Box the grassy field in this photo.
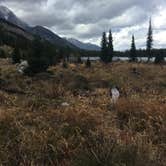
[0,59,166,166]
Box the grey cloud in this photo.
[0,0,166,50]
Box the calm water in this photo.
[81,57,166,62]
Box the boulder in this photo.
[17,60,29,74]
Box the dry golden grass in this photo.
[0,59,165,165]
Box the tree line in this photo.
[0,24,83,74]
[101,19,165,63]
[0,18,165,76]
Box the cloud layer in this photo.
[1,0,166,50]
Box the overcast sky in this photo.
[1,0,166,50]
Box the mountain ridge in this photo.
[65,38,100,51]
[29,25,77,49]
[0,18,34,41]
[0,5,100,51]
[0,5,77,49]
[0,6,28,30]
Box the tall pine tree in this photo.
[101,32,108,63]
[146,18,153,62]
[26,38,50,74]
[12,47,21,64]
[130,35,137,62]
[108,29,114,62]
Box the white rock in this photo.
[17,60,29,74]
[61,102,70,107]
[18,69,24,74]
[111,87,120,103]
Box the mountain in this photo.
[30,26,77,49]
[0,19,33,41]
[0,6,77,49]
[65,38,100,51]
[0,6,28,30]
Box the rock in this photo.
[111,87,120,103]
[61,102,70,107]
[17,60,29,74]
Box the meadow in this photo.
[0,59,165,166]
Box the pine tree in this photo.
[86,57,91,68]
[62,59,68,68]
[0,25,3,46]
[0,49,6,58]
[26,38,50,74]
[101,32,108,63]
[130,35,137,62]
[155,54,164,64]
[12,47,21,64]
[77,55,82,64]
[155,50,164,64]
[108,29,114,62]
[146,18,153,62]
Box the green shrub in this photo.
[68,75,92,93]
[0,49,6,58]
[155,54,164,64]
[85,57,91,68]
[62,60,68,68]
[26,38,50,75]
[12,47,21,64]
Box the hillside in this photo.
[0,19,33,41]
[0,59,165,165]
[0,6,28,30]
[65,38,101,51]
[0,6,78,49]
[30,26,77,49]
[0,18,77,65]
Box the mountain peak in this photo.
[0,6,11,13]
[0,5,10,11]
[65,38,100,51]
[0,6,79,49]
[0,5,12,20]
[0,5,28,29]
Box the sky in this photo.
[0,0,166,50]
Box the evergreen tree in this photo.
[62,59,68,68]
[101,32,108,63]
[66,46,71,62]
[108,29,114,62]
[146,18,153,62]
[86,57,91,68]
[155,54,164,64]
[0,25,3,46]
[130,35,137,62]
[77,56,82,64]
[0,49,6,58]
[12,47,21,64]
[155,51,164,64]
[26,38,50,74]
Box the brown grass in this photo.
[0,60,165,165]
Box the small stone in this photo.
[61,102,70,107]
[111,87,120,104]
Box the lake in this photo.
[81,57,166,62]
